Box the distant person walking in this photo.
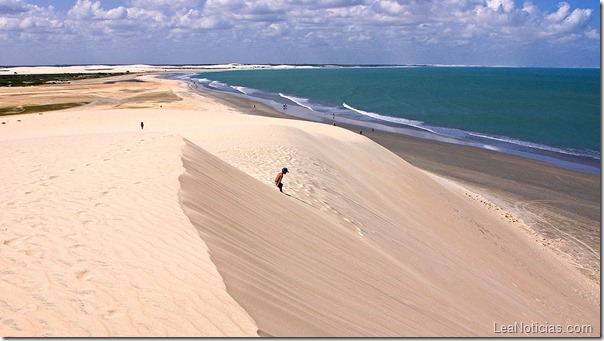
[274,167,289,193]
[141,121,144,130]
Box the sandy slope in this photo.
[0,74,599,336]
[0,129,257,336]
[179,115,599,336]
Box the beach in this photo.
[0,68,599,337]
[198,78,601,284]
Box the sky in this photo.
[0,0,600,67]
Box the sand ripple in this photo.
[0,133,257,336]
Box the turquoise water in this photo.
[190,67,601,170]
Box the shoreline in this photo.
[187,80,601,284]
[179,72,600,175]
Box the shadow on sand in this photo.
[284,193,311,206]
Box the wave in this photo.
[208,80,228,89]
[342,102,430,132]
[176,74,195,80]
[342,102,600,160]
[468,132,600,160]
[232,86,251,95]
[279,93,316,111]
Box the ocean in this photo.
[187,66,600,173]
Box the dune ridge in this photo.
[178,121,599,336]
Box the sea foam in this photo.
[342,102,429,132]
[468,133,600,160]
[280,93,316,111]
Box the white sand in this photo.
[0,63,298,76]
[0,71,599,336]
[0,120,257,335]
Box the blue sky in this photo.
[0,0,600,67]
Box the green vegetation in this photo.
[0,72,128,87]
[0,102,90,116]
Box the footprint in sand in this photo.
[1,319,20,332]
[25,248,44,258]
[75,269,93,280]
[4,236,27,246]
[4,236,29,246]
[104,309,119,318]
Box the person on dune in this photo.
[274,167,289,193]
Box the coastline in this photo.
[0,70,599,336]
[189,80,601,284]
[182,69,600,175]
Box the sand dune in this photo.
[0,74,599,336]
[0,130,257,336]
[0,64,197,75]
[179,116,599,336]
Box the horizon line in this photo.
[0,63,600,69]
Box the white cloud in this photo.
[261,22,289,37]
[540,4,593,40]
[0,0,599,66]
[521,1,537,15]
[203,0,286,24]
[127,0,201,12]
[299,0,368,10]
[0,0,42,14]
[585,28,598,40]
[67,0,128,20]
[545,2,571,23]
[486,0,514,13]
